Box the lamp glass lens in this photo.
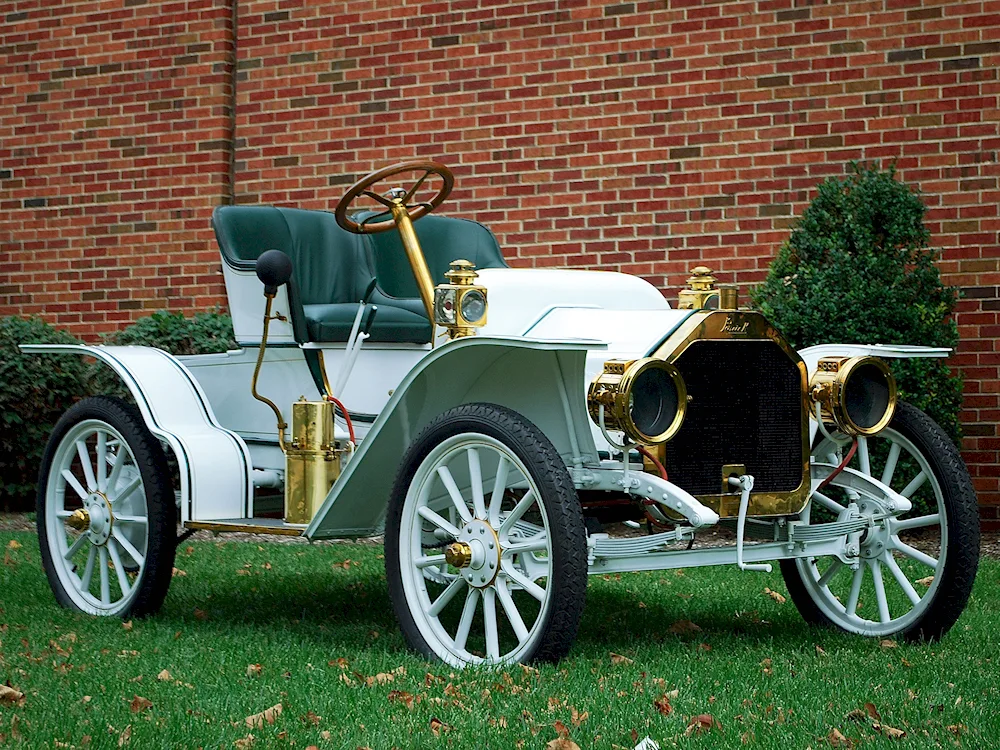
[460,289,487,324]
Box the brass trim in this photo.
[251,294,288,452]
[433,259,489,339]
[444,541,472,568]
[67,508,90,531]
[183,520,304,537]
[284,399,342,526]
[678,266,719,309]
[391,202,436,322]
[808,355,897,436]
[651,310,812,518]
[721,464,747,494]
[587,357,688,445]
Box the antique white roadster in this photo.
[24,161,980,667]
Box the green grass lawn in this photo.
[0,529,997,749]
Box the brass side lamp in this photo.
[433,259,488,339]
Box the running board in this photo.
[184,519,305,537]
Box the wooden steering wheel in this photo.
[335,160,454,234]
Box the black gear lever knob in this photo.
[255,249,293,296]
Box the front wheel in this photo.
[37,396,176,618]
[385,403,588,667]
[781,401,980,641]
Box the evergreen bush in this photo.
[103,309,236,355]
[0,317,88,511]
[751,162,963,444]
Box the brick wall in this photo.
[0,0,235,336]
[2,0,999,514]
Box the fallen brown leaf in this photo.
[610,652,634,665]
[686,714,720,735]
[883,725,906,739]
[193,608,207,620]
[764,587,786,604]
[653,693,672,716]
[879,639,897,649]
[171,568,186,578]
[845,709,867,722]
[916,575,934,586]
[0,684,25,706]
[429,717,451,737]
[570,707,588,727]
[233,734,254,749]
[827,727,852,747]
[156,669,172,682]
[129,695,152,714]
[545,740,581,750]
[864,702,881,721]
[669,619,702,635]
[946,724,965,736]
[6,540,21,550]
[245,703,282,728]
[246,663,262,678]
[117,725,132,747]
[388,690,416,709]
[122,620,133,631]
[553,719,570,738]
[815,645,827,656]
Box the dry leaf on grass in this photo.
[668,620,702,635]
[301,710,321,726]
[916,575,934,586]
[329,658,349,669]
[246,664,262,678]
[879,639,897,649]
[545,740,581,750]
[685,714,720,735]
[0,684,25,706]
[827,727,852,747]
[388,690,416,709]
[122,620,133,631]
[653,694,672,716]
[233,734,254,749]
[610,652,634,665]
[364,666,406,686]
[171,568,186,578]
[129,695,152,714]
[245,703,282,729]
[429,717,452,737]
[193,608,208,621]
[570,707,588,727]
[863,702,881,721]
[763,587,786,604]
[156,670,172,682]
[117,725,132,747]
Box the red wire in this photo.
[636,445,672,528]
[325,394,356,445]
[816,439,858,491]
[636,445,668,481]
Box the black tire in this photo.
[37,396,176,618]
[781,401,980,641]
[385,403,588,665]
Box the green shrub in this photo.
[102,309,236,355]
[751,162,963,444]
[0,317,88,511]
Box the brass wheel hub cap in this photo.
[72,492,113,546]
[450,519,500,588]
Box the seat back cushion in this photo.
[213,205,373,306]
[362,214,508,300]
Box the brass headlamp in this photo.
[809,355,897,436]
[588,358,688,445]
[433,259,488,339]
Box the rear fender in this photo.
[19,344,252,523]
[306,336,604,539]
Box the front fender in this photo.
[306,336,605,539]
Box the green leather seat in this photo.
[212,206,506,345]
[359,212,508,299]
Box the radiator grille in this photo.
[664,339,803,495]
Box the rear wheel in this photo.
[37,396,176,618]
[781,402,979,641]
[385,403,588,667]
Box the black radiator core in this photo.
[664,339,803,495]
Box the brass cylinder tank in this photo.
[284,399,342,526]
